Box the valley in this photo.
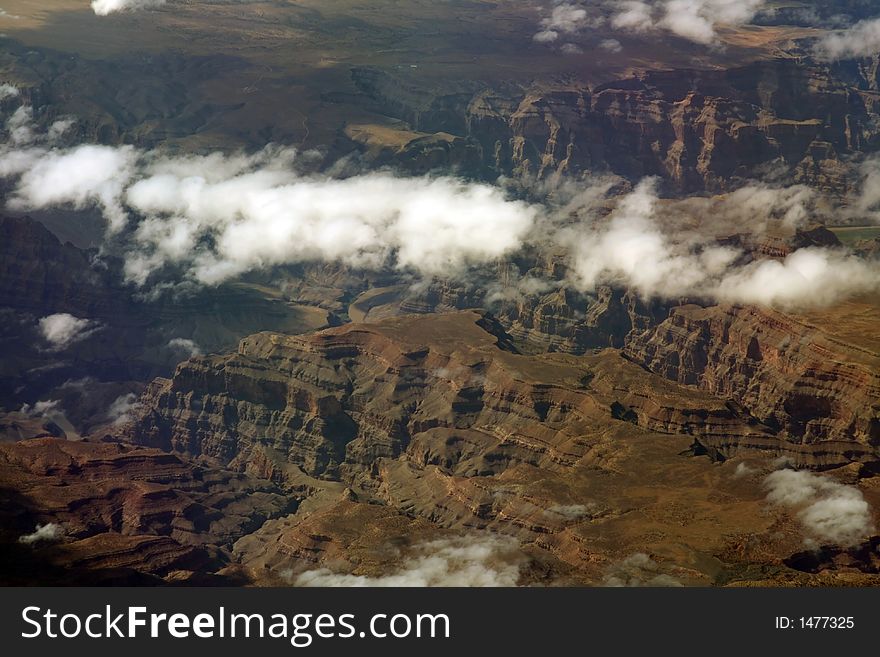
[0,0,878,587]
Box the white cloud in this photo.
[47,118,75,142]
[715,247,880,309]
[718,183,814,232]
[852,156,880,219]
[544,503,596,520]
[38,314,101,350]
[59,377,98,391]
[568,180,737,298]
[168,337,202,357]
[603,553,683,587]
[106,393,141,426]
[294,535,524,587]
[0,142,536,286]
[660,0,765,45]
[560,43,585,55]
[600,38,623,53]
[6,145,136,232]
[6,105,35,145]
[543,3,591,34]
[19,399,62,418]
[534,2,604,44]
[533,30,560,44]
[0,83,19,101]
[429,365,486,387]
[814,18,880,61]
[2,120,876,311]
[19,523,64,545]
[2,104,75,149]
[566,179,880,307]
[610,0,767,45]
[611,1,654,33]
[91,0,166,16]
[485,275,556,305]
[764,469,874,547]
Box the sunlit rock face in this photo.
[358,59,880,192]
[1,0,880,588]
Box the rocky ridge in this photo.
[624,302,880,457]
[0,437,293,583]
[353,57,880,192]
[119,311,880,585]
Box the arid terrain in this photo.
[1,0,879,586]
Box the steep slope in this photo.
[126,311,880,585]
[129,311,771,482]
[0,437,293,584]
[624,301,880,456]
[357,57,880,190]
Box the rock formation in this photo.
[624,301,880,460]
[0,437,292,583]
[354,58,880,191]
[117,311,880,585]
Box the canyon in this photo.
[353,57,880,193]
[0,1,879,587]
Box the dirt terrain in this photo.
[0,1,878,586]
